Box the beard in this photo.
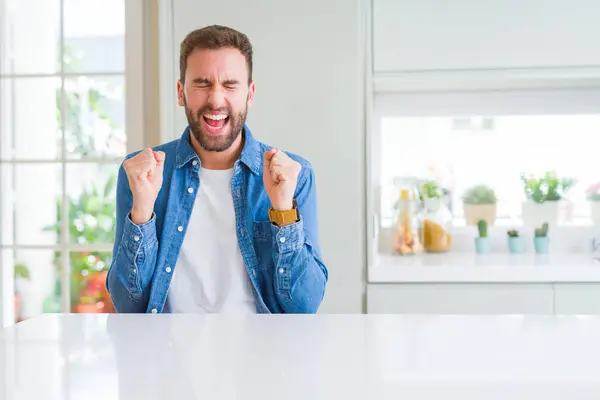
[184,98,248,152]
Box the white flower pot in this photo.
[521,201,559,229]
[463,204,497,226]
[590,202,600,225]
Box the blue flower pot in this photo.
[474,237,491,254]
[508,237,526,254]
[534,236,550,254]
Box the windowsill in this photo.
[369,253,600,283]
[380,217,596,229]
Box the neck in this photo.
[190,132,244,170]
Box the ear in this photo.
[246,81,256,107]
[177,80,185,107]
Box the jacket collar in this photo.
[175,124,261,175]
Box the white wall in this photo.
[159,0,367,313]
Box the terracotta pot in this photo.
[74,302,105,313]
[463,204,497,226]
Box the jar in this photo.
[420,197,453,253]
[392,188,423,255]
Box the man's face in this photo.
[177,47,255,152]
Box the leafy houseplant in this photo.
[507,229,526,254]
[420,180,443,200]
[474,219,491,254]
[533,222,550,254]
[462,184,498,226]
[44,174,117,312]
[520,171,575,228]
[40,45,120,315]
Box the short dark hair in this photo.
[179,25,253,84]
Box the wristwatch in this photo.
[268,201,299,227]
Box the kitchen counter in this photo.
[2,313,600,399]
[369,253,600,283]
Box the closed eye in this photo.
[223,80,239,90]
[192,77,211,88]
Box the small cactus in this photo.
[507,229,519,238]
[534,222,549,237]
[477,219,488,238]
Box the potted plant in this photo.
[14,263,30,322]
[462,184,497,226]
[534,222,550,254]
[586,183,600,225]
[474,219,491,254]
[507,229,526,254]
[74,279,106,313]
[44,174,117,312]
[520,171,575,228]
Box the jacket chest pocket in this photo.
[253,221,273,242]
[252,221,274,270]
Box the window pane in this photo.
[0,78,61,160]
[63,0,124,73]
[64,76,126,159]
[378,114,600,227]
[0,164,62,246]
[4,249,63,323]
[70,251,114,313]
[66,163,118,245]
[0,0,60,75]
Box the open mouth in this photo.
[202,113,230,134]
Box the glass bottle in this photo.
[392,187,423,255]
[420,197,453,253]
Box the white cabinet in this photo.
[368,283,600,314]
[554,284,600,314]
[367,283,554,314]
[373,0,600,73]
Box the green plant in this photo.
[507,229,520,238]
[44,175,116,305]
[520,171,575,203]
[420,180,442,200]
[14,263,30,280]
[44,47,119,308]
[534,222,549,237]
[462,184,497,205]
[477,219,488,238]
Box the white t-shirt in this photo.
[167,167,256,314]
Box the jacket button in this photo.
[151,308,157,314]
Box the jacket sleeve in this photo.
[270,162,328,313]
[106,163,159,313]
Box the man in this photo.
[106,25,327,314]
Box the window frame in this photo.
[367,70,600,267]
[0,0,145,327]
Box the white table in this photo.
[2,313,600,399]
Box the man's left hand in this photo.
[263,148,302,211]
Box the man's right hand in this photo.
[123,148,166,225]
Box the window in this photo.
[372,88,600,254]
[1,0,140,324]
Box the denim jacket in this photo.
[106,125,328,314]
